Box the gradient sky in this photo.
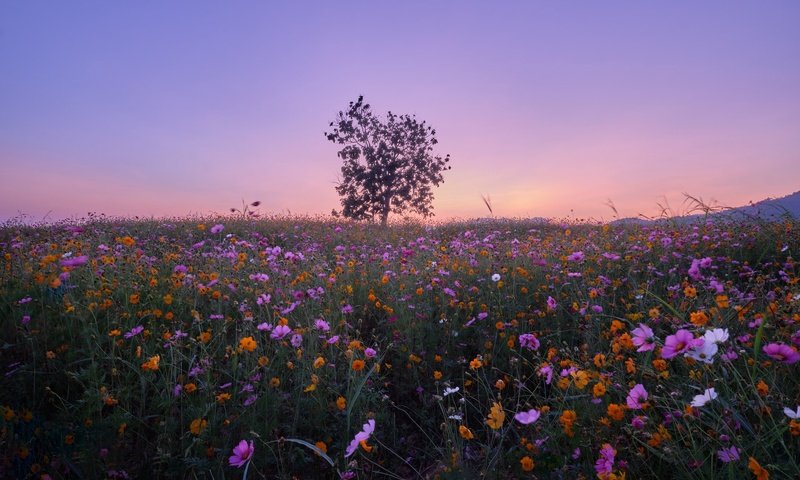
[2,1,799,223]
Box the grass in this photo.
[1,214,799,479]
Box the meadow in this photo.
[1,215,798,479]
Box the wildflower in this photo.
[314,319,330,331]
[559,410,577,437]
[239,337,256,352]
[345,419,375,458]
[783,406,800,419]
[546,296,557,311]
[594,443,615,478]
[631,324,655,352]
[210,224,224,234]
[459,425,474,440]
[124,325,144,339]
[352,360,365,371]
[364,347,377,359]
[762,343,800,364]
[469,357,483,370]
[486,402,505,429]
[271,324,291,340]
[141,355,160,371]
[514,409,540,425]
[520,455,535,472]
[626,384,648,410]
[190,418,207,436]
[690,387,718,407]
[717,446,740,463]
[662,329,703,359]
[748,457,769,480]
[443,386,460,397]
[491,273,501,282]
[607,403,625,421]
[228,439,254,467]
[519,333,540,351]
[313,356,326,369]
[290,333,303,348]
[336,396,346,411]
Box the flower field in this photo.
[1,216,799,479]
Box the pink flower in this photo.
[631,324,655,352]
[270,324,291,340]
[228,439,254,467]
[594,443,615,476]
[364,347,377,359]
[546,296,557,311]
[210,224,224,234]
[345,419,375,458]
[514,409,541,425]
[762,343,800,364]
[662,329,703,359]
[59,255,89,267]
[519,333,540,351]
[626,384,648,409]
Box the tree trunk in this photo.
[380,195,391,226]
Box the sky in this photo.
[1,1,799,223]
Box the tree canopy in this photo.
[325,96,451,225]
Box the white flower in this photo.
[704,328,729,345]
[784,406,800,419]
[491,274,501,282]
[448,414,463,421]
[443,387,460,397]
[690,388,718,407]
[685,340,719,364]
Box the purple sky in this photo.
[2,1,799,223]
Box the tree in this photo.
[325,96,451,225]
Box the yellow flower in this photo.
[239,336,257,352]
[486,402,505,430]
[458,425,474,440]
[190,418,207,435]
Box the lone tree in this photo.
[325,96,451,225]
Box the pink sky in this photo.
[2,2,799,223]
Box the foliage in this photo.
[325,96,451,225]
[1,215,799,479]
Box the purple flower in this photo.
[270,324,291,340]
[626,384,649,410]
[314,319,331,332]
[631,324,655,352]
[124,325,144,339]
[290,333,303,348]
[341,304,353,314]
[567,251,585,262]
[762,343,800,364]
[519,333,540,351]
[228,439,254,467]
[21,315,31,325]
[717,446,740,463]
[364,347,377,359]
[546,296,557,311]
[60,255,89,267]
[662,329,703,359]
[210,224,224,234]
[514,409,541,425]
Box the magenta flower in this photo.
[631,324,655,352]
[228,439,254,467]
[59,255,89,267]
[717,446,740,463]
[519,333,540,351]
[364,347,377,359]
[762,343,800,364]
[270,324,291,340]
[662,329,703,359]
[626,384,649,409]
[546,296,557,311]
[210,224,224,234]
[594,443,616,477]
[514,408,541,425]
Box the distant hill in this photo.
[612,190,800,225]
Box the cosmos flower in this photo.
[210,224,224,234]
[691,388,718,407]
[491,273,501,282]
[519,333,540,351]
[344,419,375,458]
[270,324,291,340]
[228,439,254,467]
[631,324,655,352]
[717,446,740,463]
[662,329,703,359]
[594,443,615,477]
[783,406,800,419]
[626,384,648,410]
[762,343,800,364]
[514,409,540,425]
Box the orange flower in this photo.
[313,356,326,369]
[183,383,197,394]
[593,382,607,398]
[336,396,347,411]
[469,357,483,370]
[607,403,625,421]
[190,418,207,435]
[520,455,534,472]
[459,425,474,440]
[433,370,442,380]
[486,402,505,430]
[352,359,365,371]
[559,410,577,437]
[239,336,257,352]
[756,379,769,397]
[141,355,160,371]
[748,457,769,480]
[690,311,709,326]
